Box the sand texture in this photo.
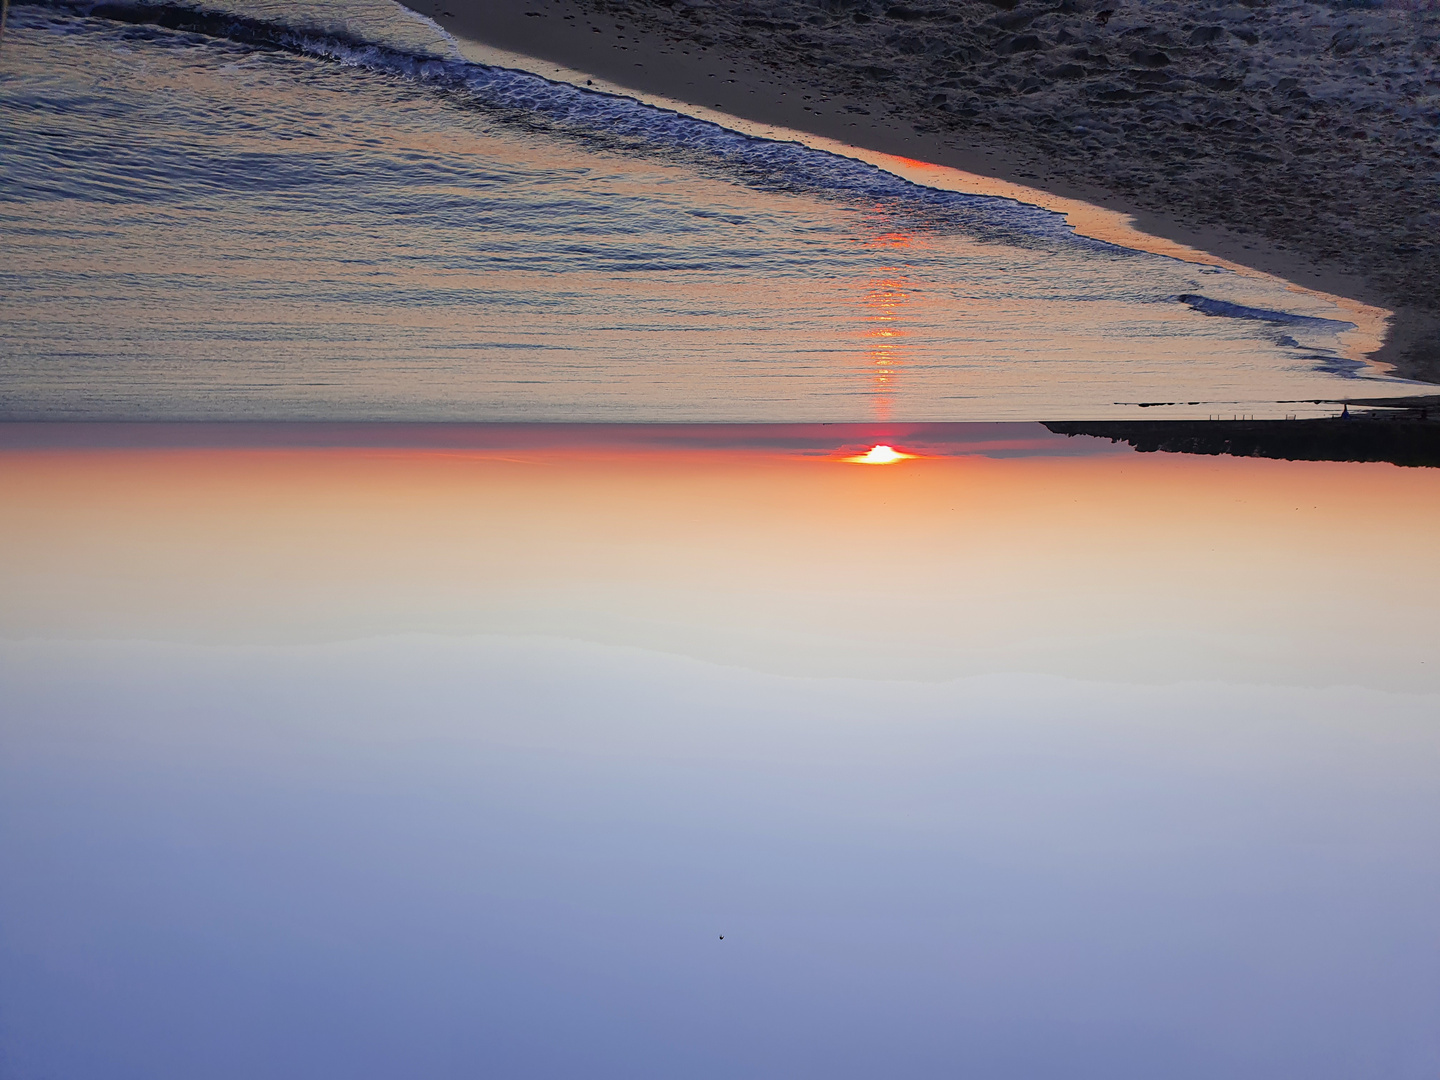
[425,0,1440,381]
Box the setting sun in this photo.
[845,444,914,465]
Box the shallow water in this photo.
[1,0,1430,420]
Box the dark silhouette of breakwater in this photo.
[1046,405,1440,469]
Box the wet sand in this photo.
[415,0,1440,383]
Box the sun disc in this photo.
[845,444,913,464]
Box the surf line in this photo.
[420,11,1391,371]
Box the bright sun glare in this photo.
[846,444,913,465]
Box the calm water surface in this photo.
[2,0,1432,419]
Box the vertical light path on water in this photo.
[0,0,1431,420]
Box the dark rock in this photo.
[1331,28,1367,54]
[998,33,1044,52]
[1129,48,1170,66]
[988,10,1036,29]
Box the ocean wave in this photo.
[1176,294,1357,331]
[4,0,1396,408]
[18,0,1118,251]
[1176,294,1363,377]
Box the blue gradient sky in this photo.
[2,428,1438,1077]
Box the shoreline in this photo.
[411,0,1440,384]
[436,28,1396,374]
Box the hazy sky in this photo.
[3,430,1438,1077]
[4,635,1437,1079]
[3,427,1437,690]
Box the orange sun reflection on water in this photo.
[860,226,916,422]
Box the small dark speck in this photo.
[719,935,724,939]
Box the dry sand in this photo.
[415,0,1440,382]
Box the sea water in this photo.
[1,0,1430,420]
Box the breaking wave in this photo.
[19,0,1118,250]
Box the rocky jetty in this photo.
[1047,405,1440,467]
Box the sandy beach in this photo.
[416,0,1440,382]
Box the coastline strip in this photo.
[434,25,1394,371]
